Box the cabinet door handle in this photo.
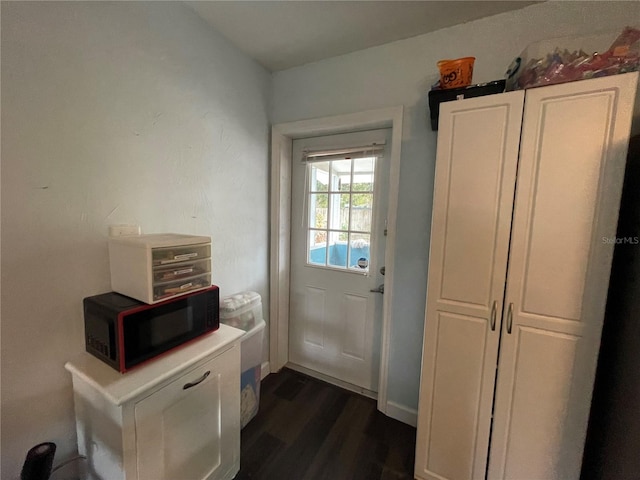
[490,301,497,331]
[507,303,514,334]
[183,370,211,390]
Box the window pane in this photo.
[351,194,372,232]
[309,194,327,229]
[340,193,351,230]
[328,231,348,268]
[353,157,375,191]
[349,233,370,270]
[331,160,351,192]
[329,193,350,231]
[310,162,329,192]
[308,229,326,266]
[338,173,352,192]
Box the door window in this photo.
[307,156,376,272]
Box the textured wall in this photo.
[1,2,271,478]
[272,1,640,411]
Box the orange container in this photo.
[437,57,475,89]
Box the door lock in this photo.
[370,284,384,294]
[380,266,385,276]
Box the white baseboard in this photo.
[286,363,378,400]
[260,361,270,380]
[261,361,417,427]
[385,400,418,427]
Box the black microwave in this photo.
[83,286,219,373]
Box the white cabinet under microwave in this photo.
[65,324,243,480]
[109,233,212,304]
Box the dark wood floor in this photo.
[235,368,416,480]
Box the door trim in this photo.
[270,106,403,416]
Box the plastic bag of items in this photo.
[506,26,640,91]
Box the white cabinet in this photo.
[415,73,638,480]
[65,324,244,480]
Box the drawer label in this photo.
[173,268,194,276]
[174,253,198,260]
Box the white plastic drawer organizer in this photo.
[109,233,212,304]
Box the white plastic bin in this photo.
[238,319,265,428]
[220,291,262,330]
[220,291,265,428]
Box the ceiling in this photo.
[186,1,540,72]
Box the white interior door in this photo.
[488,74,637,480]
[289,129,391,391]
[414,92,524,480]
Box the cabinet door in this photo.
[135,345,240,480]
[488,73,638,480]
[415,91,525,480]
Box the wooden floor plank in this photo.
[261,388,350,479]
[268,381,335,444]
[234,432,285,480]
[302,394,375,480]
[236,368,416,480]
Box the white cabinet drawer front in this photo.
[152,273,212,302]
[152,243,212,266]
[152,258,212,284]
[134,346,240,480]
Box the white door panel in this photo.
[496,326,579,480]
[425,311,491,480]
[290,129,391,391]
[415,91,525,480]
[341,292,369,360]
[301,285,327,347]
[518,93,615,321]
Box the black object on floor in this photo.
[20,442,56,480]
[236,368,416,480]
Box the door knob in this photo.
[370,284,384,294]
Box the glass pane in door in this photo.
[305,156,377,273]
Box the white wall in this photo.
[1,2,271,478]
[272,1,640,412]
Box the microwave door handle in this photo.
[183,370,211,390]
